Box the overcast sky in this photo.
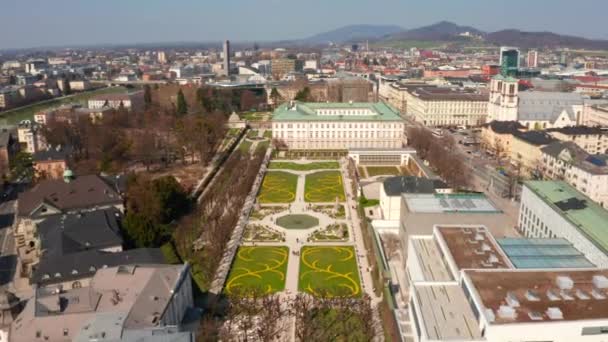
[1,0,607,49]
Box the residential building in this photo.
[480,121,526,158]
[271,58,296,79]
[68,80,91,91]
[10,263,194,342]
[406,87,488,127]
[17,123,45,153]
[540,142,608,208]
[33,146,71,180]
[17,174,124,219]
[581,103,608,127]
[519,181,608,267]
[527,50,539,68]
[0,86,20,110]
[547,126,608,155]
[272,101,405,150]
[379,176,450,220]
[509,131,556,176]
[88,92,142,111]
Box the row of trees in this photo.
[174,147,267,290]
[199,292,377,342]
[407,126,469,189]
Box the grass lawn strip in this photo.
[257,171,298,203]
[225,246,289,295]
[269,161,339,171]
[366,166,400,177]
[299,246,361,297]
[304,171,345,202]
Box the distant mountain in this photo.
[303,24,404,44]
[486,29,608,50]
[388,21,484,41]
[378,21,608,50]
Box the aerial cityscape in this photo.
[2,1,608,341]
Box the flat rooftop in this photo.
[413,284,482,340]
[411,237,453,282]
[403,193,501,213]
[272,101,403,122]
[437,226,511,271]
[466,269,608,324]
[497,238,595,269]
[524,181,608,254]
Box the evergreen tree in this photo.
[176,89,188,115]
[294,87,312,102]
[270,87,282,108]
[63,77,71,95]
[144,85,152,109]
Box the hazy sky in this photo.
[1,0,607,49]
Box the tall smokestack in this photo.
[223,40,231,76]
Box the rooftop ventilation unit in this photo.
[591,288,606,300]
[506,292,520,307]
[575,289,590,300]
[481,243,492,252]
[556,276,574,290]
[525,290,540,302]
[560,290,574,301]
[593,275,608,289]
[475,233,485,241]
[546,289,561,301]
[546,307,564,320]
[485,308,496,323]
[528,311,544,321]
[488,254,499,264]
[497,305,517,319]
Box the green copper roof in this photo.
[272,101,404,122]
[525,180,608,254]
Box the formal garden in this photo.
[311,204,346,219]
[225,246,289,295]
[243,224,285,242]
[310,223,349,242]
[276,214,319,229]
[257,171,298,203]
[299,246,361,297]
[304,171,346,202]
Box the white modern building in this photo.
[272,101,405,150]
[519,181,608,267]
[406,225,608,342]
[379,176,450,220]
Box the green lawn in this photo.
[238,140,252,153]
[365,166,400,177]
[299,246,361,297]
[255,140,270,153]
[0,86,130,125]
[263,130,273,139]
[305,171,346,202]
[247,130,259,139]
[269,161,339,171]
[257,171,298,203]
[240,111,270,121]
[276,214,319,229]
[225,246,289,295]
